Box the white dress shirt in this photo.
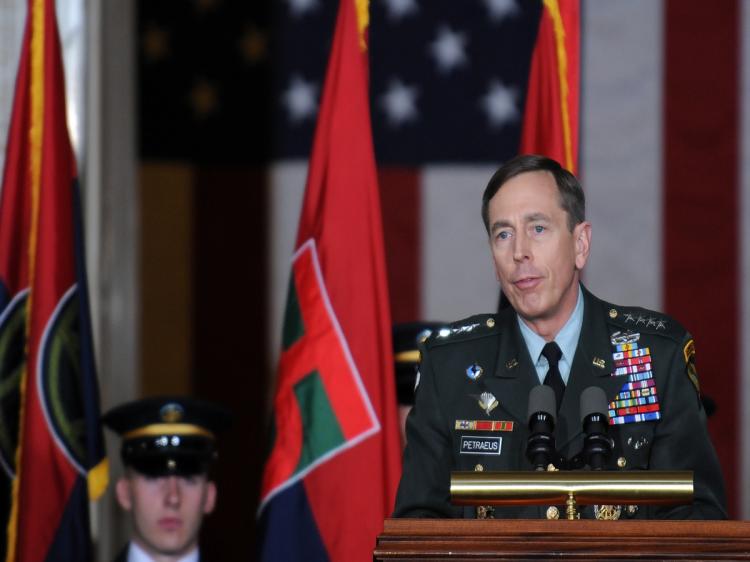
[127,541,199,562]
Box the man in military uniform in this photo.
[103,396,231,561]
[394,154,727,520]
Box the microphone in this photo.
[580,386,613,470]
[526,385,557,471]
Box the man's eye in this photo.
[496,230,511,240]
[533,225,546,234]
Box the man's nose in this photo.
[512,231,531,262]
[164,476,181,507]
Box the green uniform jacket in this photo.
[393,286,727,519]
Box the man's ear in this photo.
[573,221,592,270]
[115,477,133,511]
[203,481,217,515]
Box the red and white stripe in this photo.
[269,0,750,518]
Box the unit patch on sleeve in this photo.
[608,331,661,425]
[683,338,700,396]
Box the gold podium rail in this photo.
[451,470,693,519]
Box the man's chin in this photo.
[139,535,193,558]
[508,294,546,320]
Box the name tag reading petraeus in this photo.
[460,435,502,455]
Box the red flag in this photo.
[520,0,580,172]
[258,0,402,559]
[0,0,108,560]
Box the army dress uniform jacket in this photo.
[393,286,727,520]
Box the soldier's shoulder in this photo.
[601,299,688,343]
[423,312,503,350]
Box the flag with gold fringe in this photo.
[0,0,108,560]
[520,0,580,172]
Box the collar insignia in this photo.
[466,363,484,381]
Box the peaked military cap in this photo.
[102,396,231,477]
[393,322,444,405]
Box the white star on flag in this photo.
[482,0,519,23]
[480,79,518,128]
[429,26,468,74]
[380,78,419,127]
[287,0,319,18]
[282,75,318,123]
[380,0,418,21]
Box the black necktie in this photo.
[541,342,565,411]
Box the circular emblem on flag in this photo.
[39,288,87,472]
[0,287,28,477]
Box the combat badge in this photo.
[683,339,700,396]
[473,391,498,416]
[610,330,640,346]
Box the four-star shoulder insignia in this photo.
[612,307,670,333]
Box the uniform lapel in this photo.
[487,309,539,425]
[557,287,622,450]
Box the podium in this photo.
[374,518,750,560]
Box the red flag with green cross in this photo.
[258,0,402,559]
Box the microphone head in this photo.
[528,384,557,423]
[580,386,609,423]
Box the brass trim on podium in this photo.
[451,470,693,506]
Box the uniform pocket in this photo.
[613,423,656,469]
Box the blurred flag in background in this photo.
[0,0,107,560]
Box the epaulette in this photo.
[423,313,500,349]
[604,303,686,342]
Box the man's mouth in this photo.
[158,517,182,531]
[513,276,541,290]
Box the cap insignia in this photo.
[160,403,184,423]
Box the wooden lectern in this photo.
[374,518,750,560]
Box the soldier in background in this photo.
[393,322,444,445]
[103,396,231,562]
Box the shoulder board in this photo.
[604,303,686,341]
[424,313,500,348]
